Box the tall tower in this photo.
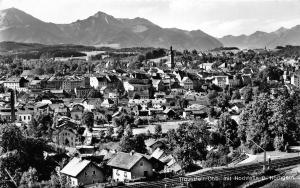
[170,46,175,69]
[10,90,15,123]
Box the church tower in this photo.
[170,46,175,69]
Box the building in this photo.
[52,128,78,148]
[74,87,91,98]
[181,77,194,90]
[291,70,300,88]
[70,104,84,120]
[62,78,85,91]
[107,151,154,182]
[3,77,29,91]
[16,109,34,124]
[61,157,104,187]
[212,76,229,88]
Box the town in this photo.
[1,42,300,188]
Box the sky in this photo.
[1,0,300,38]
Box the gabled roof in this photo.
[107,152,146,171]
[60,157,91,177]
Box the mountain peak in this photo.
[1,7,26,15]
[0,7,42,27]
[275,26,287,33]
[93,11,111,18]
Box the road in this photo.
[117,156,300,188]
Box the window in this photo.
[140,161,143,166]
[93,170,96,175]
[85,172,88,176]
[124,172,127,177]
[116,170,120,176]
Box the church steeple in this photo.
[170,46,175,69]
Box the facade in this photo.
[181,77,194,90]
[291,71,300,87]
[107,152,154,182]
[17,110,34,124]
[61,157,104,187]
[212,76,229,88]
[52,129,78,147]
[3,77,29,91]
[70,104,84,120]
[74,87,91,98]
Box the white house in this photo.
[61,157,104,187]
[107,152,154,182]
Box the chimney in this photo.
[130,150,135,156]
[10,90,15,123]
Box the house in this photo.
[100,99,115,108]
[151,148,168,161]
[50,89,66,98]
[52,128,78,148]
[74,87,92,98]
[108,91,119,103]
[145,139,165,154]
[16,108,34,124]
[70,104,84,120]
[60,157,104,187]
[107,151,154,182]
[51,104,70,117]
[45,76,63,90]
[229,102,245,114]
[3,77,29,92]
[90,75,122,90]
[212,76,229,88]
[291,70,300,88]
[62,77,84,91]
[181,77,194,90]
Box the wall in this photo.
[131,158,153,179]
[76,164,104,186]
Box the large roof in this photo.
[60,157,91,177]
[107,152,145,171]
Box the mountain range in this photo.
[219,26,300,49]
[2,8,300,50]
[0,8,222,50]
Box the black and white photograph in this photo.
[1,0,300,187]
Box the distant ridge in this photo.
[219,26,300,49]
[0,8,223,50]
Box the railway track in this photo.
[118,156,300,188]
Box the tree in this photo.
[82,111,94,128]
[167,121,209,171]
[124,125,133,138]
[116,126,124,139]
[118,135,134,152]
[215,113,240,148]
[154,124,162,138]
[242,87,253,104]
[132,134,147,154]
[238,93,299,152]
[217,93,230,111]
[106,127,114,139]
[0,124,23,152]
[231,90,241,100]
[20,167,38,186]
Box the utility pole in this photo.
[250,139,267,172]
[4,168,17,187]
